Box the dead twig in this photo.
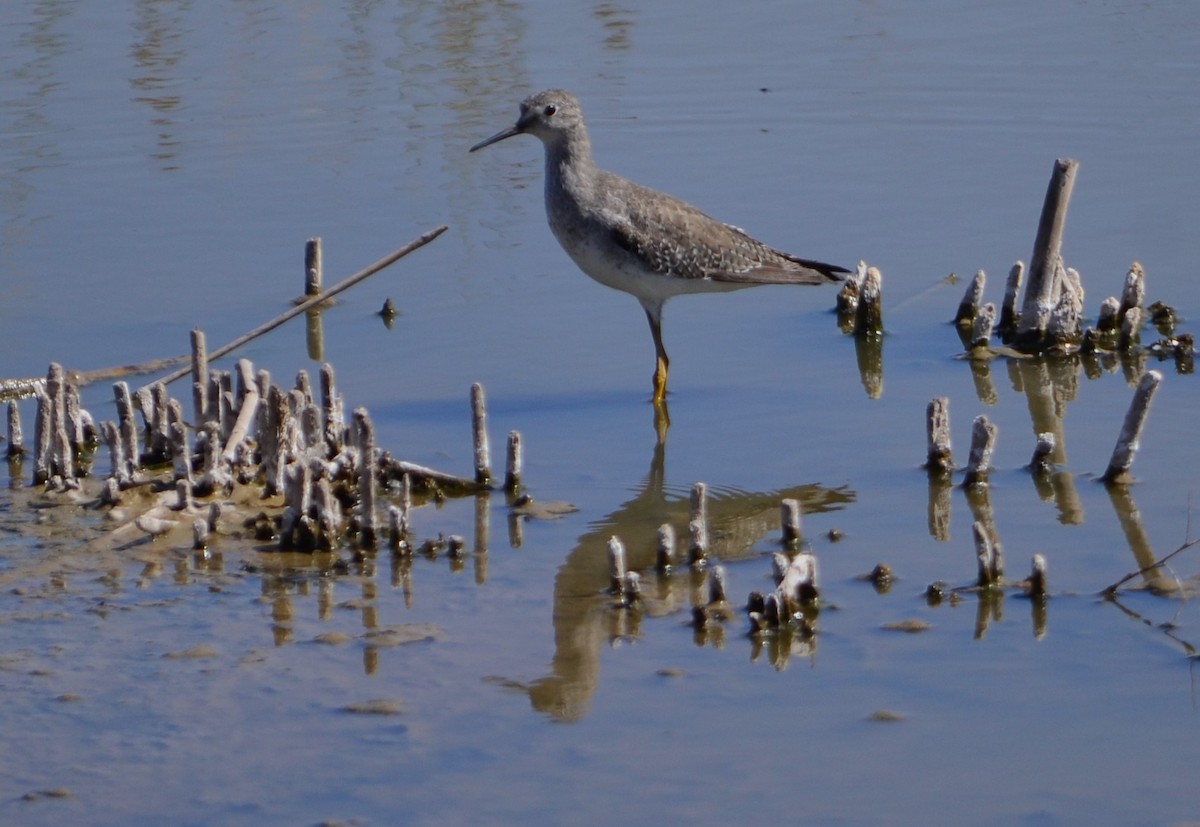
[0,226,449,396]
[1103,535,1200,596]
[153,226,449,387]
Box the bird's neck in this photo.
[544,134,597,201]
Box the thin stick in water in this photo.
[780,498,803,546]
[153,226,449,387]
[607,536,627,595]
[1016,158,1078,352]
[925,396,953,475]
[305,237,323,296]
[1102,370,1162,484]
[471,383,490,486]
[998,261,1025,339]
[504,430,523,493]
[962,414,997,487]
[955,269,986,328]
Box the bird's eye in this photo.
[544,104,557,117]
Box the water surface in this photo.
[2,2,1199,825]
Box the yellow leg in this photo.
[652,353,669,404]
[644,306,670,405]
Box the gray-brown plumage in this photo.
[470,88,848,404]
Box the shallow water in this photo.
[3,2,1200,825]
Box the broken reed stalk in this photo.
[32,388,51,484]
[504,430,522,493]
[1119,307,1143,351]
[305,237,323,296]
[1102,369,1162,484]
[6,401,23,458]
[962,414,997,487]
[656,523,675,572]
[319,362,343,454]
[955,270,987,328]
[46,363,73,481]
[1047,266,1084,345]
[1118,262,1145,322]
[154,225,449,387]
[221,387,259,464]
[1029,432,1056,473]
[708,565,728,605]
[1027,554,1048,599]
[192,519,208,551]
[856,266,884,336]
[1015,158,1079,352]
[607,536,627,594]
[925,397,953,475]
[689,482,709,566]
[354,408,378,549]
[969,303,997,352]
[835,261,863,328]
[973,520,1003,587]
[114,382,139,480]
[191,328,208,425]
[471,383,490,485]
[998,261,1025,340]
[780,498,803,546]
[778,552,820,609]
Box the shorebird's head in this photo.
[469,89,584,153]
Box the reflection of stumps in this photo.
[1015,158,1079,353]
[780,498,803,546]
[474,493,490,555]
[925,397,953,475]
[927,474,952,542]
[854,333,884,400]
[1102,370,1162,484]
[504,430,523,493]
[962,415,997,487]
[305,309,325,363]
[471,383,490,486]
[708,565,728,604]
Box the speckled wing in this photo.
[606,174,848,286]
